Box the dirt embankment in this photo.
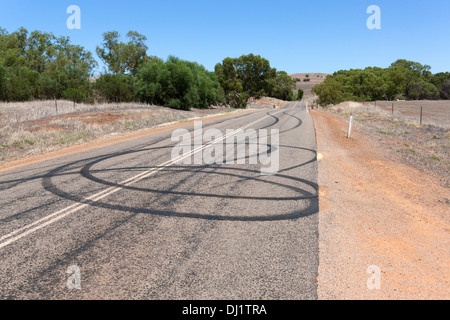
[312,110,449,300]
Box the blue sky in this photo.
[1,0,449,75]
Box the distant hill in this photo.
[290,73,329,99]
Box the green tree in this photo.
[432,72,450,99]
[137,56,222,110]
[0,28,28,68]
[96,31,149,76]
[94,74,137,103]
[7,66,39,101]
[0,27,96,102]
[297,88,304,100]
[0,61,9,100]
[408,79,439,100]
[269,71,295,101]
[215,54,293,108]
[214,58,247,108]
[234,54,275,97]
[62,88,86,103]
[26,30,56,73]
[312,60,445,104]
[312,77,352,105]
[390,59,437,99]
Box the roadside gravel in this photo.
[312,110,449,300]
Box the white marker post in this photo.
[347,116,354,139]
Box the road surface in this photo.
[0,102,319,299]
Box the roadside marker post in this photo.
[347,116,354,139]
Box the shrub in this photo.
[94,74,137,103]
[62,88,86,103]
[137,56,222,110]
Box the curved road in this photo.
[0,101,319,299]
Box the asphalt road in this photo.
[0,101,319,300]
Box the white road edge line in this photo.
[0,110,286,250]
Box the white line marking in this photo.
[0,110,285,250]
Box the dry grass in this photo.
[0,124,94,163]
[329,101,450,129]
[0,100,165,124]
[325,101,450,187]
[0,100,236,164]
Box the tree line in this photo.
[0,27,96,103]
[0,27,297,110]
[312,59,450,105]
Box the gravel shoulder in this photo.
[312,110,449,300]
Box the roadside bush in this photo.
[94,74,137,103]
[137,56,222,110]
[6,66,39,101]
[0,62,9,100]
[62,88,86,103]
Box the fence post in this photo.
[392,103,394,115]
[420,106,423,125]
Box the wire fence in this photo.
[0,100,162,126]
[358,101,450,129]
